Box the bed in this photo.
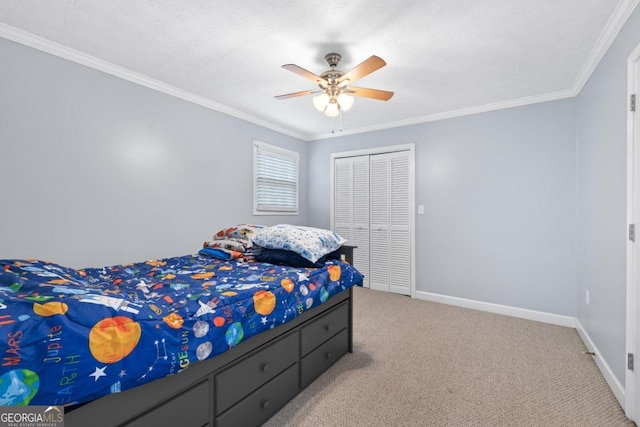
[0,224,363,426]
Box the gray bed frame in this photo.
[65,247,357,427]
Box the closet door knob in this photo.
[260,363,269,373]
[261,400,270,409]
[325,351,332,359]
[324,324,331,332]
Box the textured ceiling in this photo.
[0,1,635,140]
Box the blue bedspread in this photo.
[0,254,363,406]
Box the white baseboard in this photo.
[575,319,626,408]
[414,291,576,327]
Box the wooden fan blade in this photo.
[282,64,325,84]
[338,56,387,85]
[274,89,320,100]
[346,86,394,101]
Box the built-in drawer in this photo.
[123,380,210,427]
[215,363,299,427]
[215,331,297,415]
[300,301,348,357]
[300,328,348,389]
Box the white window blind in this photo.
[253,141,299,215]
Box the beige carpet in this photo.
[264,287,634,427]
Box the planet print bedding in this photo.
[0,254,363,406]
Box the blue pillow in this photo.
[252,247,341,268]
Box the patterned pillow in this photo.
[212,224,265,242]
[204,239,248,252]
[207,224,266,251]
[252,224,346,263]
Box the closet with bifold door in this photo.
[333,146,413,296]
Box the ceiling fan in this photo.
[275,53,394,117]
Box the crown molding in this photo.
[308,88,576,141]
[571,0,640,94]
[2,0,639,143]
[311,0,640,141]
[0,23,307,141]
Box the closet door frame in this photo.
[330,143,416,298]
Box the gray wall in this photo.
[308,99,578,317]
[0,37,308,268]
[576,5,640,387]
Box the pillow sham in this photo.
[252,224,346,263]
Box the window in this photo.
[253,140,299,215]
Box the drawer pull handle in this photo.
[324,324,331,332]
[261,400,270,409]
[325,351,332,359]
[260,363,269,373]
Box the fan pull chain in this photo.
[331,108,343,135]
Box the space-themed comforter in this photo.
[0,254,363,406]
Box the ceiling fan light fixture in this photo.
[276,53,393,124]
[324,101,340,117]
[313,93,330,112]
[337,93,354,111]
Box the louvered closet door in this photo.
[334,149,411,295]
[334,156,370,288]
[369,154,390,292]
[388,151,410,295]
[351,157,370,288]
[333,158,353,243]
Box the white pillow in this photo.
[253,225,347,263]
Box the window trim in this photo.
[253,140,299,215]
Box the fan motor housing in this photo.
[325,53,342,68]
